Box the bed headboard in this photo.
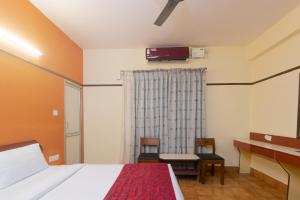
[0,140,40,152]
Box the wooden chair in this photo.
[195,138,225,185]
[138,138,160,163]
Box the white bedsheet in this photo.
[0,164,83,200]
[1,164,184,200]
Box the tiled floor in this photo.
[178,172,286,200]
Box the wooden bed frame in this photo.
[0,140,40,152]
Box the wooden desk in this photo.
[159,154,200,178]
[234,132,300,200]
[234,138,300,167]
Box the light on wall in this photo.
[0,27,43,57]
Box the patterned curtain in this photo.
[130,68,206,163]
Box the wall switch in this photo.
[264,135,272,141]
[49,154,60,162]
[52,109,59,117]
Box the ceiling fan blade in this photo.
[154,0,184,26]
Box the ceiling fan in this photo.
[154,0,184,26]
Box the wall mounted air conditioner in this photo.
[145,47,189,61]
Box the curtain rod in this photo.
[117,67,207,80]
[84,68,209,87]
[119,67,207,73]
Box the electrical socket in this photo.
[264,135,272,141]
[49,154,60,162]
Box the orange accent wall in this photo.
[0,0,83,164]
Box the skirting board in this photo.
[250,168,288,194]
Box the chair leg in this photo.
[211,164,215,176]
[201,163,206,184]
[220,162,224,185]
[197,161,201,182]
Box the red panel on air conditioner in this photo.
[146,47,189,61]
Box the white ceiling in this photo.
[30,0,300,49]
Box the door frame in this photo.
[64,80,82,164]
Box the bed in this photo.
[0,141,184,200]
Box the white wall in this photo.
[83,87,123,163]
[247,32,300,184]
[249,32,300,137]
[83,47,250,166]
[247,5,300,184]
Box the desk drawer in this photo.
[251,145,275,159]
[275,151,300,167]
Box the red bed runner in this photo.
[104,163,176,200]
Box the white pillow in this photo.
[0,143,49,189]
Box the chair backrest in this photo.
[140,138,160,154]
[195,138,216,154]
